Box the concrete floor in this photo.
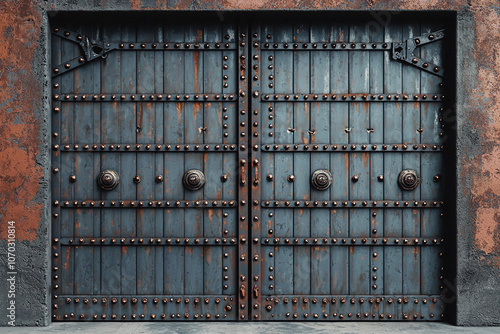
[2,323,500,334]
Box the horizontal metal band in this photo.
[56,237,238,246]
[55,200,237,208]
[54,93,237,102]
[52,29,237,50]
[53,143,239,152]
[53,294,236,321]
[113,42,237,50]
[261,42,391,51]
[260,237,444,246]
[55,295,236,304]
[260,295,444,321]
[262,144,443,152]
[261,200,444,208]
[262,295,441,305]
[260,93,444,102]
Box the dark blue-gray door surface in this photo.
[250,19,448,321]
[51,15,450,321]
[51,18,250,321]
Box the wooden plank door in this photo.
[51,14,452,322]
[250,17,449,321]
[51,17,249,321]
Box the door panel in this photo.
[250,19,448,321]
[51,18,247,321]
[52,15,451,322]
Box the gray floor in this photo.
[2,323,500,334]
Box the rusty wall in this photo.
[0,0,498,326]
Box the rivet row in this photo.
[261,200,444,208]
[260,237,444,246]
[55,312,230,320]
[53,144,239,152]
[261,93,444,102]
[261,42,390,50]
[53,93,236,102]
[117,42,235,49]
[56,237,239,246]
[261,295,440,305]
[55,200,237,208]
[262,144,443,152]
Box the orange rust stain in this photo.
[193,51,199,93]
[469,6,500,143]
[475,208,500,255]
[205,247,211,264]
[465,4,500,267]
[0,0,42,242]
[128,0,474,11]
[302,103,310,144]
[362,153,369,169]
[176,102,183,121]
[145,247,150,255]
[64,248,71,270]
[122,246,128,255]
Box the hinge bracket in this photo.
[392,29,445,77]
[52,28,114,77]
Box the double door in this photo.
[51,15,449,321]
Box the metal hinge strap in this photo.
[392,29,445,77]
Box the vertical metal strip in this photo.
[237,22,249,321]
[51,30,62,320]
[250,22,262,321]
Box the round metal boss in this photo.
[398,169,420,191]
[183,169,206,191]
[311,169,333,191]
[97,170,120,191]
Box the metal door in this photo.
[51,15,451,322]
[249,19,449,321]
[51,18,250,321]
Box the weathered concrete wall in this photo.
[0,0,498,326]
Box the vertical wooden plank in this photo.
[118,24,138,296]
[420,20,444,296]
[292,22,311,296]
[163,21,185,295]
[183,23,204,295]
[348,22,370,295]
[72,23,96,295]
[153,22,165,295]
[329,21,349,295]
[383,21,404,296]
[91,24,102,295]
[369,21,385,297]
[100,22,122,295]
[59,30,78,295]
[222,22,238,294]
[136,23,156,295]
[273,21,294,296]
[203,21,223,296]
[402,22,422,296]
[310,22,331,295]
